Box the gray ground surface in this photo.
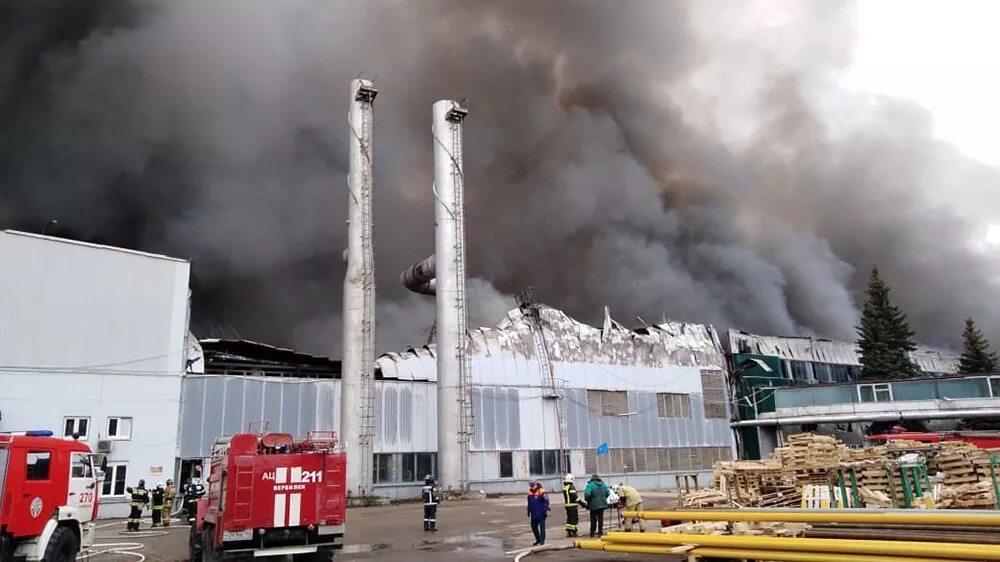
[83,493,679,562]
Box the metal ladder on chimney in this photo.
[357,94,376,494]
[519,292,567,472]
[448,111,474,493]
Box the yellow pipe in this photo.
[600,532,1000,560]
[577,540,957,561]
[689,547,966,562]
[624,509,1000,527]
[576,540,676,555]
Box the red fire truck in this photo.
[190,430,346,561]
[0,430,101,562]
[866,425,1000,449]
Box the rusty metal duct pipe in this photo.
[401,254,436,295]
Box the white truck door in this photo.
[68,452,97,522]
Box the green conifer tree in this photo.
[958,318,999,374]
[856,267,919,380]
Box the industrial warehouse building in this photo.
[728,330,961,460]
[1,232,736,508]
[6,231,985,511]
[0,231,194,518]
[177,307,735,498]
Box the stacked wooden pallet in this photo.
[678,433,1000,510]
[936,481,997,509]
[679,488,734,508]
[783,434,841,485]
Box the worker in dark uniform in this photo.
[421,475,441,532]
[150,482,166,527]
[184,477,207,523]
[561,473,580,537]
[125,479,149,531]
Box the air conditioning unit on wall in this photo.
[97,440,112,454]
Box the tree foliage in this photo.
[958,318,999,374]
[856,267,919,380]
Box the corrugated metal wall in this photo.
[562,388,730,449]
[179,377,438,458]
[374,381,437,452]
[178,376,339,458]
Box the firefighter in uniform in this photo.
[163,479,176,527]
[125,480,149,531]
[421,475,441,532]
[561,473,580,537]
[150,482,166,527]
[184,477,207,523]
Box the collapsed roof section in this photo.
[375,305,726,382]
[728,329,959,375]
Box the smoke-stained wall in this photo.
[2,1,999,353]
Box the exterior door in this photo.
[68,452,97,522]
[10,448,56,538]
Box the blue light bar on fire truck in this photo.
[0,430,54,437]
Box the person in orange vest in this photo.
[526,481,551,546]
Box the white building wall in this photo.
[0,231,190,518]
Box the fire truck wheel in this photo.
[201,526,222,562]
[1,534,15,562]
[188,526,203,562]
[41,526,78,562]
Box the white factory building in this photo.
[0,230,193,518]
[1,230,736,510]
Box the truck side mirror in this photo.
[101,456,108,472]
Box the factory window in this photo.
[587,390,628,417]
[812,363,833,383]
[101,463,128,497]
[990,377,1000,398]
[26,452,51,480]
[106,417,132,440]
[416,453,436,482]
[787,361,813,383]
[499,452,513,479]
[656,393,691,418]
[858,383,892,403]
[701,370,728,419]
[63,417,90,440]
[373,453,437,484]
[528,449,562,476]
[829,364,853,383]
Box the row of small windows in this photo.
[584,446,730,475]
[782,361,860,383]
[587,371,728,420]
[63,416,133,440]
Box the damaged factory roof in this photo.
[200,338,341,379]
[375,305,726,382]
[728,330,959,375]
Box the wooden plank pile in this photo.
[936,481,997,509]
[679,488,734,508]
[678,433,1000,510]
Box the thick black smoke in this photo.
[2,1,998,354]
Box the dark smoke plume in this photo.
[1,1,998,354]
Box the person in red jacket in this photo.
[526,481,551,546]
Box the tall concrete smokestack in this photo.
[433,99,471,492]
[341,78,377,498]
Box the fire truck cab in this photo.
[0,431,101,562]
[190,430,346,561]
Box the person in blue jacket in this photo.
[526,481,551,546]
